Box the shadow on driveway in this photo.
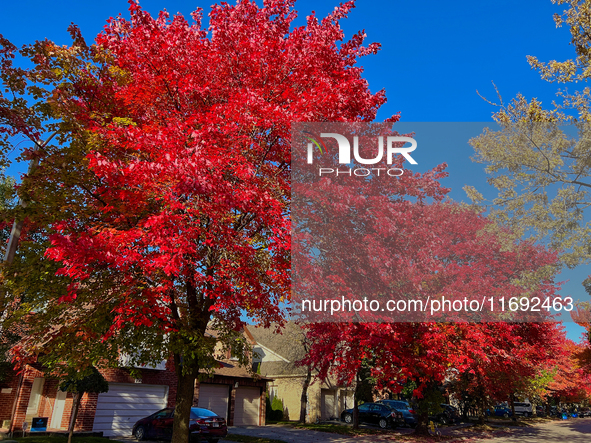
[470,417,591,443]
[227,423,414,443]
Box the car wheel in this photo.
[344,413,353,424]
[440,416,448,425]
[410,423,417,429]
[503,413,509,418]
[378,418,388,429]
[524,412,529,417]
[135,426,146,441]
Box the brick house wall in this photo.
[11,365,44,432]
[0,370,22,430]
[1,362,268,433]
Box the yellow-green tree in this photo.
[467,0,591,270]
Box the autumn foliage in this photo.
[300,203,566,431]
[1,1,393,442]
[1,1,583,440]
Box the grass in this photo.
[224,434,287,443]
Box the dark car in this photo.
[375,400,417,428]
[340,402,404,429]
[132,407,227,442]
[431,404,459,425]
[493,405,513,418]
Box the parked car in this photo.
[513,402,533,417]
[132,407,227,442]
[375,400,417,428]
[340,402,404,429]
[493,405,513,418]
[432,404,460,425]
[535,405,546,417]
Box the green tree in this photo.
[0,173,17,383]
[59,367,109,443]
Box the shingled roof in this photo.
[199,358,272,380]
[246,322,309,377]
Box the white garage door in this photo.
[234,387,260,426]
[197,384,229,419]
[321,389,336,420]
[92,383,169,437]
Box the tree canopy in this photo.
[0,1,391,441]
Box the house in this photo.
[246,322,354,423]
[0,329,269,437]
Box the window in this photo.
[26,378,45,415]
[153,409,172,419]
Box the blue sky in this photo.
[1,0,588,339]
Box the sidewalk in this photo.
[228,425,351,442]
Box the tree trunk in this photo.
[477,410,485,425]
[168,277,212,443]
[477,388,486,424]
[352,373,360,429]
[510,394,516,421]
[67,392,82,443]
[171,355,197,443]
[413,408,430,436]
[299,366,312,423]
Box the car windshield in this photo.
[190,408,218,418]
[383,401,409,410]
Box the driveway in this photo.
[111,425,388,443]
[228,424,417,443]
[113,418,591,443]
[228,425,351,442]
[471,417,591,442]
[230,419,591,443]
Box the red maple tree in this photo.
[1,1,391,441]
[546,339,591,403]
[300,204,565,433]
